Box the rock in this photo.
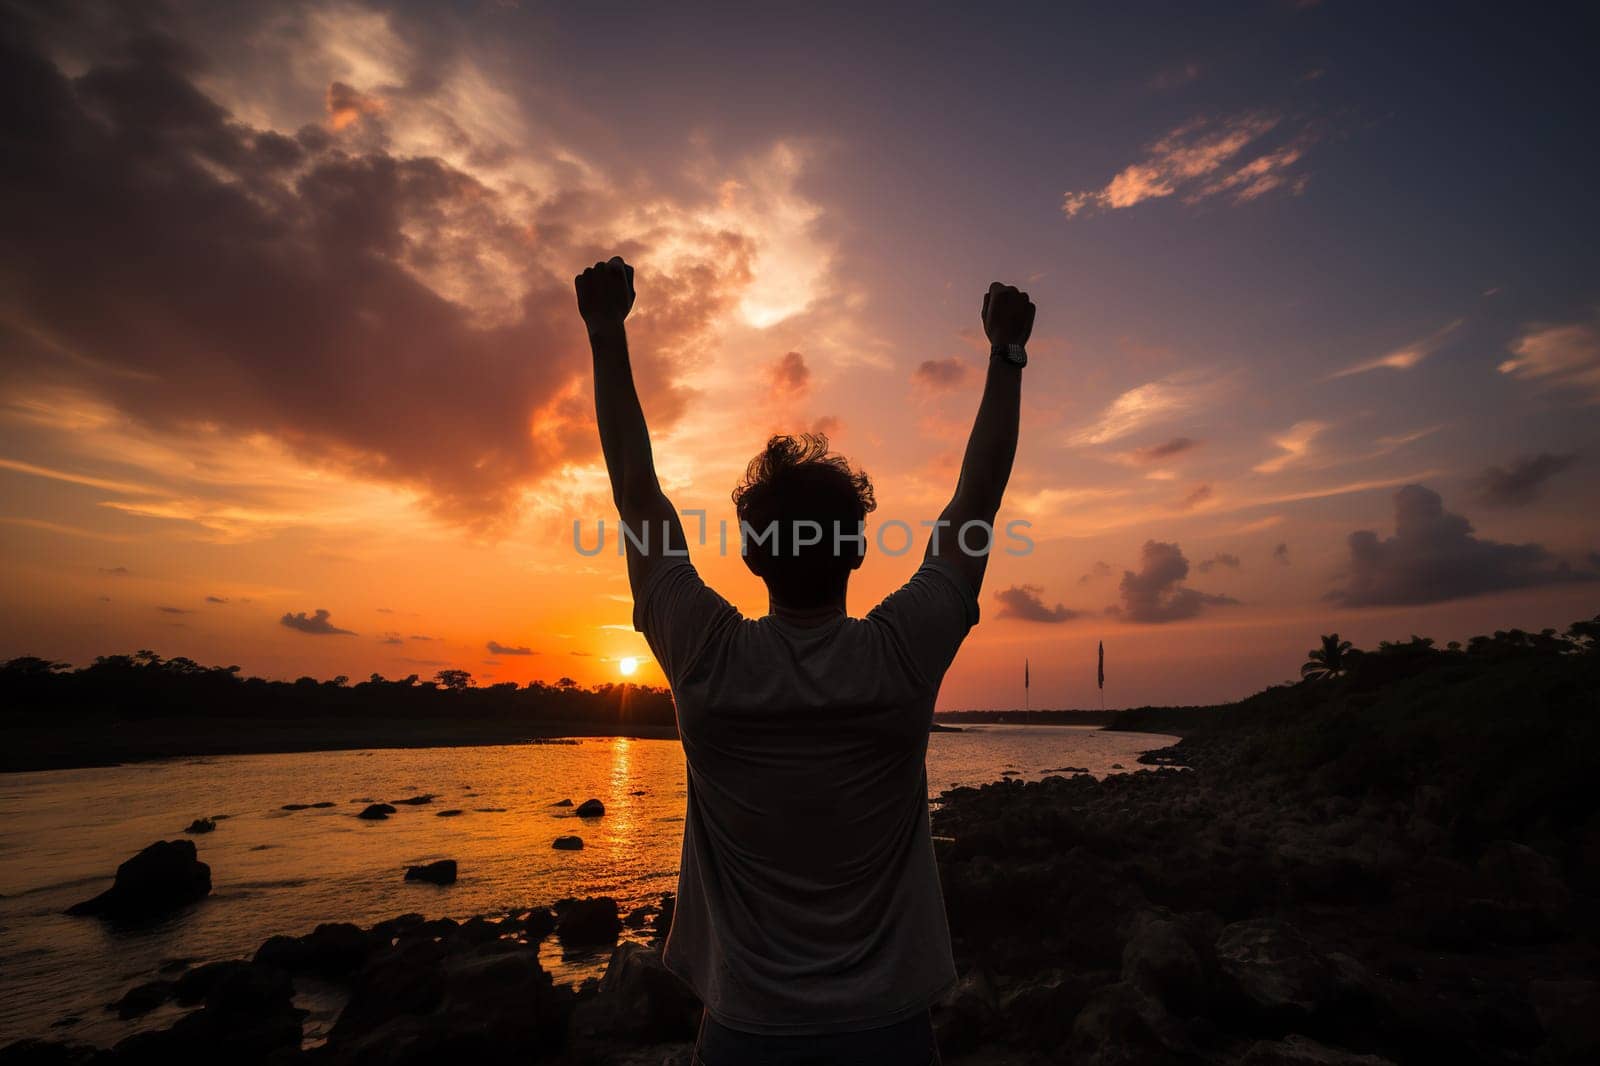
[575,798,605,818]
[553,835,584,850]
[311,801,335,808]
[519,907,557,941]
[173,960,255,1005]
[1000,968,1113,1050]
[1240,1035,1397,1065]
[184,818,216,834]
[624,904,659,929]
[123,960,302,1062]
[554,896,621,948]
[1530,979,1600,1061]
[112,979,174,1019]
[357,803,396,820]
[933,969,1000,1055]
[327,937,570,1064]
[392,794,434,805]
[0,1039,102,1065]
[281,803,311,811]
[370,913,427,943]
[405,860,458,885]
[1215,919,1371,1026]
[1122,915,1209,1014]
[1069,981,1189,1065]
[552,798,573,807]
[435,809,464,817]
[65,840,211,921]
[255,922,374,977]
[569,943,701,1044]
[653,893,675,942]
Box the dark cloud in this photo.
[486,640,534,655]
[156,605,192,614]
[1078,560,1113,585]
[99,565,130,576]
[409,634,436,641]
[280,609,355,635]
[1131,437,1199,463]
[769,351,810,396]
[1471,452,1578,508]
[913,358,969,390]
[994,585,1078,623]
[205,595,228,604]
[1111,541,1239,623]
[1196,552,1241,573]
[1329,484,1589,607]
[1273,542,1290,565]
[0,12,748,526]
[380,636,403,645]
[1177,484,1213,510]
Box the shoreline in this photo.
[0,716,682,775]
[1,715,1144,775]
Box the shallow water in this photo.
[0,724,1174,1046]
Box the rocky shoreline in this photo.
[5,642,1598,1065]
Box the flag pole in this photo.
[1024,656,1030,713]
[1097,640,1105,713]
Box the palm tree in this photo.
[1301,634,1353,681]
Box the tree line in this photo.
[0,650,678,728]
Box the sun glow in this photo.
[618,657,639,676]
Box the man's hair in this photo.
[733,434,876,608]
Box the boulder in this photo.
[1530,979,1600,1062]
[281,803,311,811]
[624,904,659,929]
[552,798,574,807]
[65,840,211,921]
[1240,1035,1397,1065]
[435,809,464,817]
[575,798,606,818]
[554,896,621,948]
[1215,919,1373,1027]
[1122,915,1209,1014]
[933,969,1000,1055]
[405,860,458,886]
[653,893,675,942]
[327,937,570,1064]
[1069,981,1189,1066]
[569,943,701,1044]
[184,818,215,834]
[255,922,374,977]
[357,803,397,820]
[121,960,303,1062]
[553,835,584,850]
[112,978,175,1019]
[392,794,434,806]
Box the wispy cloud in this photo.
[1253,420,1329,474]
[913,358,971,391]
[1063,112,1317,219]
[486,640,535,655]
[1498,321,1600,400]
[1070,377,1213,446]
[1329,320,1462,380]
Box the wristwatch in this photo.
[991,343,1027,367]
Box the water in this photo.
[0,725,1174,1047]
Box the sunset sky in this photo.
[3,1,1597,708]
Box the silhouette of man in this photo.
[577,256,1032,1065]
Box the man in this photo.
[576,255,1032,1065]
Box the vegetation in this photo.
[1299,632,1353,680]
[1,651,678,770]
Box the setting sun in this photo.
[618,657,639,677]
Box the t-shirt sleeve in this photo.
[865,555,981,688]
[631,557,739,685]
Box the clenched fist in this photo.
[982,282,1035,348]
[575,256,635,332]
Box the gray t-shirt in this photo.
[632,555,979,1035]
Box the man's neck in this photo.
[767,595,847,627]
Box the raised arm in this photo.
[576,256,689,594]
[926,281,1034,595]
